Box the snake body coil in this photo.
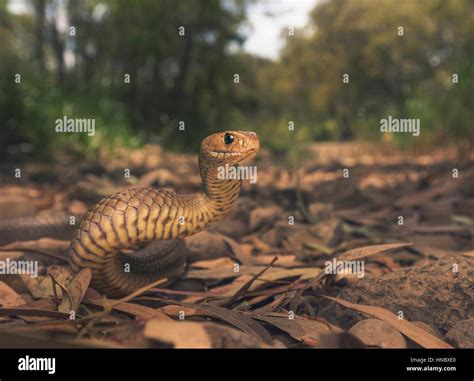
[69,131,259,296]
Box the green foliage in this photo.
[1,0,250,159]
[259,0,474,148]
[0,0,472,161]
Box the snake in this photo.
[66,131,260,297]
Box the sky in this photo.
[242,0,317,60]
[7,0,318,60]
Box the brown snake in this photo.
[68,131,259,296]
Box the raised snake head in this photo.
[200,131,260,165]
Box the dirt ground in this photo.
[0,142,472,348]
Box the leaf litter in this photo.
[0,143,472,348]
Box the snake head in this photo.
[201,131,260,164]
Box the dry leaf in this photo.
[0,238,70,262]
[223,256,278,306]
[222,236,253,265]
[316,332,367,348]
[395,181,457,208]
[337,242,413,262]
[251,268,321,290]
[87,298,172,321]
[463,250,474,258]
[21,267,72,299]
[10,321,80,335]
[184,231,234,262]
[158,300,273,345]
[14,299,59,322]
[182,275,254,303]
[252,315,305,342]
[58,268,92,314]
[185,266,320,286]
[249,206,282,231]
[323,296,453,349]
[0,281,26,308]
[0,307,70,319]
[250,254,303,267]
[157,305,202,318]
[409,225,470,235]
[253,313,340,346]
[190,257,236,269]
[144,320,212,348]
[185,265,266,280]
[0,331,123,348]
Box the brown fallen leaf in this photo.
[250,254,304,267]
[0,252,24,262]
[157,305,202,318]
[185,265,265,280]
[252,315,305,343]
[18,299,58,310]
[192,304,273,345]
[0,331,124,348]
[408,225,470,236]
[86,298,172,321]
[315,332,367,348]
[0,308,70,319]
[222,236,253,265]
[0,197,38,219]
[185,266,321,287]
[323,296,453,349]
[249,206,282,231]
[220,257,278,307]
[144,320,265,348]
[144,320,213,348]
[303,241,333,255]
[9,320,80,335]
[13,299,58,322]
[337,242,413,262]
[181,275,254,303]
[247,280,306,302]
[251,268,321,290]
[244,294,273,307]
[58,268,92,314]
[79,277,170,327]
[190,257,236,269]
[0,238,70,262]
[411,244,460,259]
[0,281,26,308]
[252,313,341,346]
[184,231,234,262]
[21,266,72,299]
[155,299,273,345]
[395,181,458,208]
[251,292,292,315]
[245,234,272,252]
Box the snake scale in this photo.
[68,131,259,296]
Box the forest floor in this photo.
[0,142,472,348]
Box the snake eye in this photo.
[224,133,234,145]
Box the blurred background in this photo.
[0,0,472,161]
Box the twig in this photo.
[220,256,279,307]
[78,276,169,337]
[48,271,73,308]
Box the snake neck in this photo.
[199,153,242,221]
